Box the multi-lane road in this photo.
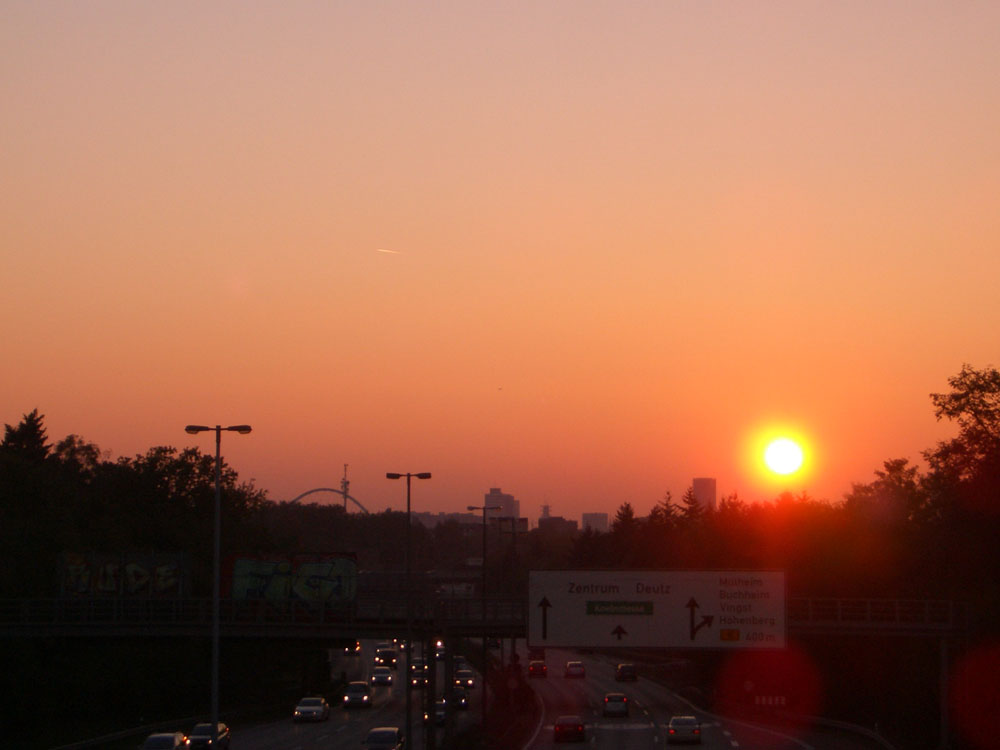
[522,646,890,750]
[208,640,887,750]
[231,639,478,750]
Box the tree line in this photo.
[3,364,999,635]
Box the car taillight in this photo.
[669,728,676,734]
[693,728,700,735]
[577,725,584,732]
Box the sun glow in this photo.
[764,438,804,475]
[742,425,814,492]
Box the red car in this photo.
[528,660,547,677]
[554,715,585,743]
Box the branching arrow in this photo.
[538,597,552,640]
[686,597,714,640]
[611,625,628,641]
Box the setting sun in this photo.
[764,438,804,475]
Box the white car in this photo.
[602,692,629,717]
[667,715,702,744]
[293,696,330,722]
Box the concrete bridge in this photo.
[0,595,963,639]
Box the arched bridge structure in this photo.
[288,488,370,514]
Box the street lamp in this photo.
[467,503,501,726]
[387,471,432,747]
[185,424,252,746]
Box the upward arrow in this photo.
[538,597,552,640]
[686,597,714,640]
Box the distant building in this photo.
[693,477,717,513]
[485,487,518,520]
[412,511,480,528]
[582,512,609,533]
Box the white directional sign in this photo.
[528,570,785,649]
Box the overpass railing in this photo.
[0,596,963,638]
[0,595,527,638]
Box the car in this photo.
[553,715,586,743]
[409,657,428,685]
[667,715,702,744]
[447,686,469,709]
[371,665,394,686]
[142,733,189,749]
[344,639,362,655]
[374,647,398,669]
[343,681,373,708]
[564,660,585,678]
[423,698,447,725]
[602,692,629,717]
[293,696,330,721]
[188,722,230,749]
[361,726,405,749]
[615,663,637,681]
[454,668,475,688]
[528,660,547,677]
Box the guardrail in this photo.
[787,598,960,633]
[0,596,962,638]
[0,595,528,638]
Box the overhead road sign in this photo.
[528,570,785,649]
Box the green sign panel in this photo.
[586,601,654,615]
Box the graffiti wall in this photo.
[61,552,188,597]
[224,554,358,603]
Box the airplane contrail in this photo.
[375,248,401,254]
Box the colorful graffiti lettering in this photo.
[61,553,186,597]
[227,555,357,603]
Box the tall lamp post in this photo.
[387,471,432,747]
[467,503,500,727]
[185,424,252,745]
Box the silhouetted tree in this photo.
[678,486,705,525]
[1,408,50,461]
[843,458,927,525]
[647,491,680,529]
[611,501,637,533]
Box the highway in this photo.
[521,646,890,750]
[204,641,888,750]
[228,639,480,750]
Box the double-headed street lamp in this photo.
[467,503,500,726]
[185,424,252,745]
[387,471,432,746]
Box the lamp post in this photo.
[387,471,432,747]
[467,503,500,727]
[185,424,252,746]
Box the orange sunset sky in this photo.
[3,3,998,522]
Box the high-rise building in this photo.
[485,487,518,520]
[692,477,717,512]
[582,512,609,533]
